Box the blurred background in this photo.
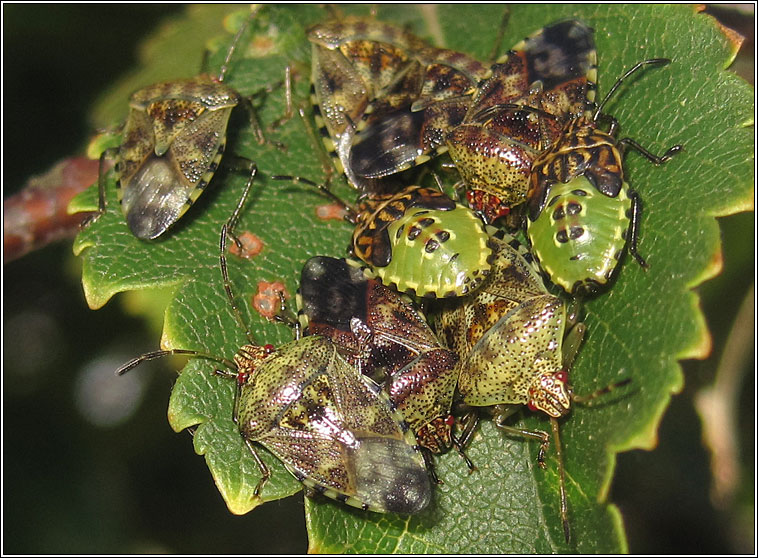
[3,4,753,554]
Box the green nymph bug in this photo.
[275,174,495,298]
[433,232,627,541]
[350,19,597,223]
[526,58,682,296]
[94,7,269,240]
[117,170,432,515]
[297,256,474,481]
[352,185,494,298]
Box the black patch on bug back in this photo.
[300,257,369,334]
[569,225,585,240]
[524,20,595,91]
[349,107,428,178]
[353,437,432,514]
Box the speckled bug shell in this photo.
[236,335,432,514]
[527,175,632,296]
[351,19,597,223]
[526,115,637,296]
[434,234,573,417]
[445,19,597,222]
[352,185,493,298]
[297,256,459,454]
[116,75,242,240]
[308,17,488,191]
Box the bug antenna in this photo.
[272,175,357,223]
[116,349,236,377]
[573,378,633,406]
[218,5,262,82]
[593,58,671,121]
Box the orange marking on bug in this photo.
[229,231,264,259]
[252,281,289,319]
[316,203,348,221]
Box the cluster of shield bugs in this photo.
[297,255,474,481]
[348,19,597,224]
[92,7,268,240]
[103,7,685,545]
[526,58,682,296]
[307,16,490,192]
[117,169,432,514]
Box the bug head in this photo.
[527,369,572,418]
[415,415,455,454]
[233,343,276,383]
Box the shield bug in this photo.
[350,19,597,223]
[297,256,473,479]
[526,58,683,296]
[433,232,627,541]
[94,8,268,240]
[352,185,494,298]
[307,16,489,192]
[277,175,495,298]
[117,170,432,514]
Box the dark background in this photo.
[3,4,754,554]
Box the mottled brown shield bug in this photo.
[116,169,432,514]
[297,255,475,481]
[94,7,267,240]
[307,16,489,193]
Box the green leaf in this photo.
[73,4,753,553]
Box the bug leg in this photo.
[273,290,301,339]
[487,8,511,64]
[238,95,270,147]
[492,404,550,468]
[561,321,586,373]
[456,408,481,448]
[469,103,559,127]
[243,439,272,497]
[81,147,119,230]
[626,189,649,269]
[269,65,295,130]
[297,105,337,190]
[220,166,258,345]
[216,6,262,83]
[272,173,358,224]
[550,417,571,543]
[619,137,682,165]
[421,448,443,485]
[450,431,477,473]
[573,378,633,407]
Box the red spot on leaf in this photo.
[315,203,348,221]
[229,231,264,259]
[252,281,289,319]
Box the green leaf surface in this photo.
[73,4,753,553]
